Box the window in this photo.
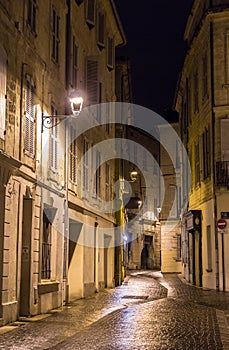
[69,125,77,183]
[72,36,78,88]
[49,105,58,172]
[107,36,114,69]
[194,71,199,112]
[83,139,89,191]
[0,45,7,140]
[95,150,101,197]
[24,75,35,157]
[202,54,208,99]
[52,7,59,63]
[42,212,51,279]
[97,11,105,48]
[206,225,212,272]
[27,0,37,34]
[86,0,95,26]
[202,127,211,180]
[86,57,99,105]
[195,142,200,185]
[105,162,110,202]
[105,102,110,134]
[177,234,181,260]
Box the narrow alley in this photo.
[0,271,229,350]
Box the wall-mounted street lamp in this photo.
[41,89,83,296]
[41,90,84,131]
[130,168,138,182]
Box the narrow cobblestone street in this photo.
[0,271,229,349]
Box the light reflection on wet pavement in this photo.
[0,271,228,349]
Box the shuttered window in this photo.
[202,54,208,99]
[52,7,59,63]
[83,139,89,191]
[194,71,199,112]
[69,125,77,183]
[107,36,114,69]
[95,150,101,197]
[24,75,35,157]
[27,0,37,34]
[97,11,105,47]
[86,0,95,26]
[0,45,7,140]
[49,105,58,172]
[86,57,99,106]
[105,162,110,202]
[202,127,211,180]
[195,142,200,185]
[72,36,78,88]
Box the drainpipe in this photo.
[210,22,219,291]
[19,63,27,161]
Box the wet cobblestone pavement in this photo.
[0,271,229,349]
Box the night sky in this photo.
[115,0,193,118]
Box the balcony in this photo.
[216,161,229,187]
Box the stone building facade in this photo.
[159,121,182,273]
[0,0,125,326]
[175,0,229,290]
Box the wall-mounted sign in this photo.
[221,212,229,219]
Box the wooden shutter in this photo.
[97,12,105,47]
[24,75,35,157]
[107,37,114,69]
[86,0,95,25]
[83,139,89,191]
[86,58,99,106]
[0,45,7,139]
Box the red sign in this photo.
[217,219,227,230]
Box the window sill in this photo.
[38,281,59,295]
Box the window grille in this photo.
[42,212,52,279]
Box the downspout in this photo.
[210,22,219,291]
[19,63,27,161]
